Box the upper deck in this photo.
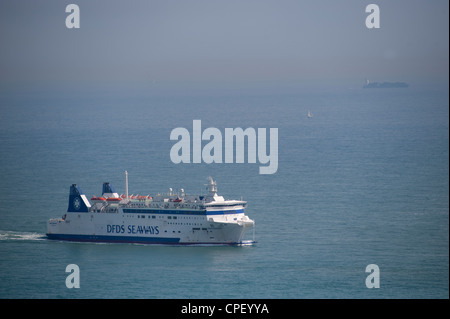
[87,176,246,214]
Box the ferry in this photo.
[46,173,255,245]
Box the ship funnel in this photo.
[102,182,116,195]
[102,182,119,198]
[67,184,91,212]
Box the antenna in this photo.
[206,176,217,194]
[125,170,129,199]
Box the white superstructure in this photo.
[47,175,255,245]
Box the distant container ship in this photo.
[363,79,409,88]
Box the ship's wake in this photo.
[237,240,256,246]
[0,230,47,242]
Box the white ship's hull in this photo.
[47,177,255,245]
[47,207,254,245]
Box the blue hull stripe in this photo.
[47,233,180,244]
[46,234,248,245]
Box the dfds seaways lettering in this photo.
[107,224,159,235]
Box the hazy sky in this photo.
[0,0,448,92]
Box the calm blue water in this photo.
[0,84,448,298]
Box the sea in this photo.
[0,82,448,299]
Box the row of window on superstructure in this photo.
[123,209,206,215]
[134,215,204,221]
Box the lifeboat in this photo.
[106,197,121,202]
[91,196,106,202]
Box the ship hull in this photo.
[47,208,253,245]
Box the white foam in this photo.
[237,240,256,246]
[0,230,46,241]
